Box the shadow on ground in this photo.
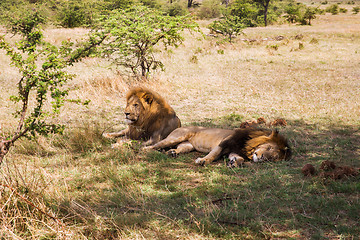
[59,118,360,239]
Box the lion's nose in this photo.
[125,112,130,116]
[253,151,261,162]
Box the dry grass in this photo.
[155,14,360,125]
[2,14,359,127]
[1,11,360,239]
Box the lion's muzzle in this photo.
[124,112,137,124]
[252,151,263,162]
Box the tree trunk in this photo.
[264,1,269,26]
[188,0,193,8]
[0,140,11,165]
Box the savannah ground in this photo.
[1,7,360,240]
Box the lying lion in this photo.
[103,87,181,146]
[144,126,291,167]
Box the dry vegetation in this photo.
[0,10,360,239]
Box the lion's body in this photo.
[103,87,181,146]
[145,126,291,166]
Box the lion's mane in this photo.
[219,128,291,161]
[126,87,181,142]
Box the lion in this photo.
[144,126,291,167]
[103,87,181,146]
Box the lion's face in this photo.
[252,142,283,162]
[124,95,145,125]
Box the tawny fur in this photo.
[103,87,181,146]
[145,127,291,166]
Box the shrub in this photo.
[267,44,279,51]
[139,0,161,9]
[0,1,50,26]
[339,7,348,13]
[301,7,317,25]
[57,0,97,28]
[139,0,161,8]
[230,0,259,27]
[8,8,46,38]
[93,5,199,77]
[0,8,101,163]
[352,6,360,14]
[163,1,189,16]
[284,3,301,23]
[101,0,135,11]
[197,0,224,19]
[208,15,245,43]
[326,4,339,15]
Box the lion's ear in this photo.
[269,130,279,138]
[142,93,153,105]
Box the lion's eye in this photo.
[134,103,138,107]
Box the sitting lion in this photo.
[144,126,291,167]
[103,87,181,146]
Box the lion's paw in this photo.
[111,142,122,149]
[111,139,133,149]
[195,158,207,166]
[166,149,178,158]
[103,132,115,139]
[227,154,245,168]
[227,158,237,168]
[143,146,154,152]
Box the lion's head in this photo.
[125,87,173,126]
[124,87,181,144]
[124,91,150,126]
[246,130,291,162]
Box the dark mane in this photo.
[219,128,290,161]
[219,128,257,160]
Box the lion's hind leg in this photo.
[167,141,194,157]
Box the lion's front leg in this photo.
[103,128,129,139]
[144,129,191,151]
[195,146,223,166]
[143,136,181,152]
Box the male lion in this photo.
[103,87,181,146]
[144,126,291,167]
